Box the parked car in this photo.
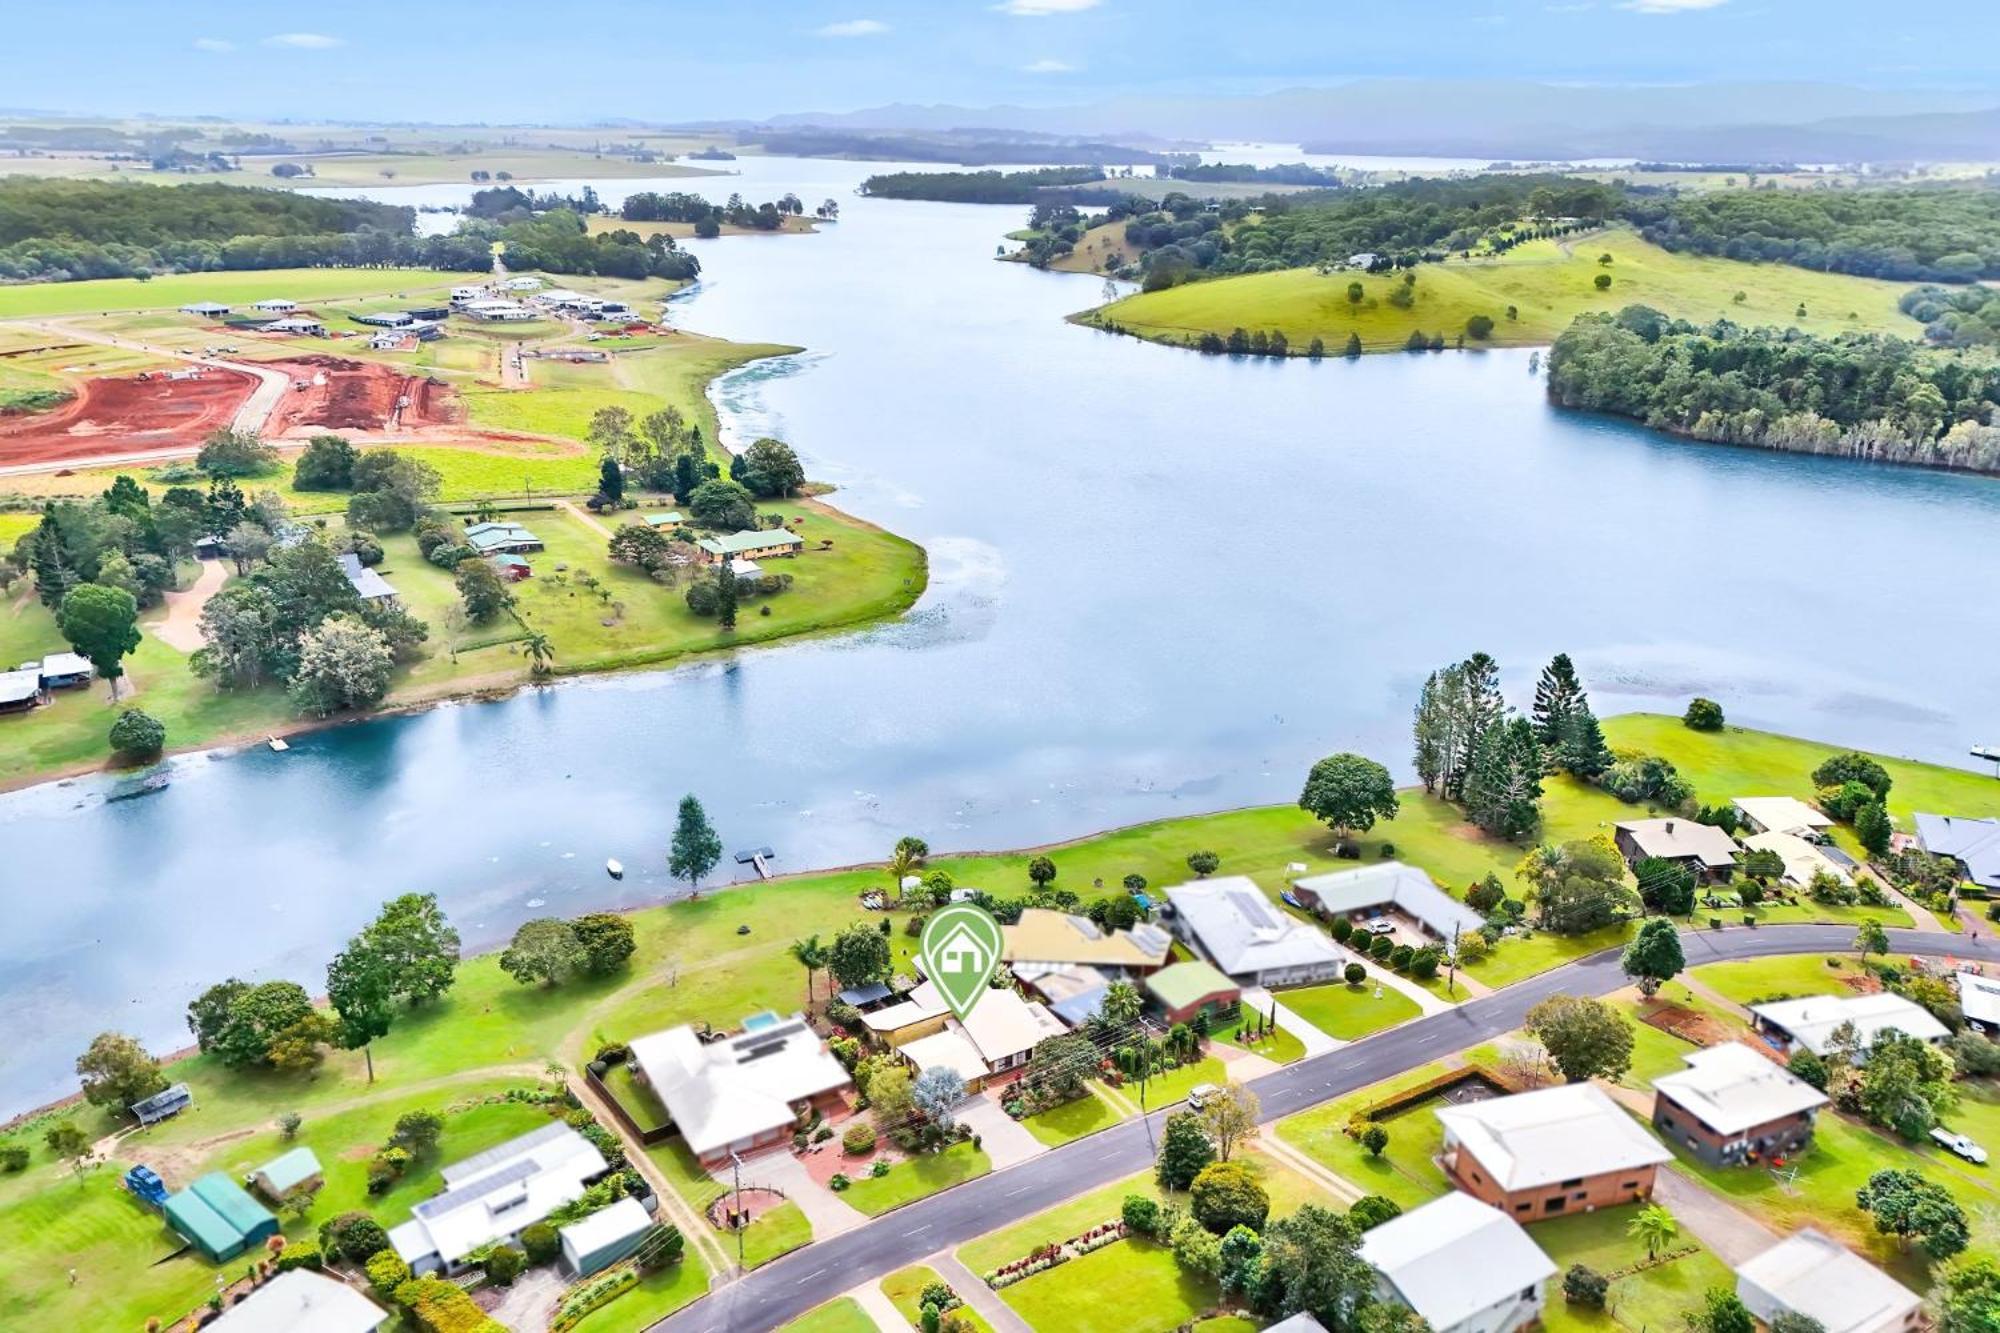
[1187,1083,1221,1112]
[1362,918,1396,935]
[1932,1127,1988,1164]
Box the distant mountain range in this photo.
[760,80,2000,163]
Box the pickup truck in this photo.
[1931,1127,1988,1165]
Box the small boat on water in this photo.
[606,859,624,880]
[267,737,289,752]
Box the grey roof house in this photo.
[1164,876,1344,987]
[1914,813,2000,891]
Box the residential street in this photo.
[653,924,2000,1331]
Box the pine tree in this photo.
[1532,653,1586,750]
[1465,718,1544,839]
[1449,652,1504,800]
[1559,702,1614,779]
[668,794,722,897]
[1412,671,1447,794]
[30,510,78,610]
[1343,332,1363,358]
[715,559,739,631]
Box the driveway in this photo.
[487,1264,566,1332]
[739,1146,868,1239]
[152,558,228,654]
[1244,986,1343,1055]
[1652,1166,1780,1266]
[959,1094,1046,1170]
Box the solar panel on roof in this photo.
[439,1122,571,1185]
[415,1158,539,1220]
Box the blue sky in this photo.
[6,0,1996,124]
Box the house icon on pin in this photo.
[935,923,991,975]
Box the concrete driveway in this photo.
[958,1093,1045,1170]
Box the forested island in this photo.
[1547,305,2000,473]
[859,166,1107,204]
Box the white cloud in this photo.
[816,18,889,36]
[262,32,344,49]
[1620,0,1726,11]
[1022,58,1078,73]
[192,37,235,53]
[993,0,1100,15]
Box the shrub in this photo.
[394,1276,501,1332]
[1683,697,1725,731]
[1186,850,1220,877]
[277,1111,303,1141]
[1455,932,1491,964]
[1812,752,1892,801]
[842,1123,877,1155]
[108,708,166,759]
[1121,1194,1161,1237]
[1787,1048,1829,1090]
[1564,1263,1609,1308]
[519,1221,560,1266]
[320,1212,391,1264]
[829,1173,851,1191]
[870,1158,891,1178]
[484,1246,526,1286]
[1344,962,1367,984]
[1368,934,1394,960]
[1594,272,1612,290]
[1329,917,1355,944]
[1360,1124,1390,1156]
[1410,949,1440,980]
[391,1109,445,1155]
[1465,313,1495,340]
[1388,944,1415,971]
[1190,1161,1269,1233]
[365,1249,411,1297]
[0,1145,27,1172]
[1349,1195,1401,1230]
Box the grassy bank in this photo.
[1081,227,1918,354]
[0,268,477,320]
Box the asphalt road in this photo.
[656,924,2000,1332]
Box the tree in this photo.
[1027,855,1057,888]
[320,1212,390,1263]
[588,406,637,459]
[1854,801,1892,855]
[790,934,829,1004]
[225,521,273,576]
[597,453,625,503]
[1190,1160,1269,1233]
[1627,1202,1678,1259]
[1186,850,1220,877]
[912,1066,967,1130]
[1463,717,1544,839]
[108,708,166,760]
[1025,1032,1099,1102]
[1531,653,1586,750]
[1686,1288,1755,1333]
[212,980,332,1071]
[1171,1212,1224,1279]
[1769,1315,1827,1333]
[360,893,460,1005]
[1518,837,1635,934]
[1635,855,1697,916]
[571,913,635,976]
[1594,272,1613,291]
[1200,1084,1260,1162]
[1563,1264,1609,1309]
[44,1121,93,1179]
[75,1031,167,1113]
[1856,918,1890,961]
[520,1221,561,1266]
[390,1109,445,1155]
[1857,1031,1957,1139]
[326,939,395,1083]
[1524,994,1633,1082]
[1559,702,1614,779]
[500,918,587,987]
[1102,979,1143,1029]
[58,583,140,698]
[714,556,738,630]
[289,614,393,715]
[196,428,278,478]
[1251,1203,1372,1327]
[868,1063,916,1139]
[524,629,556,678]
[293,435,357,490]
[1812,752,1892,802]
[1157,1110,1214,1190]
[1359,1124,1389,1156]
[668,794,722,896]
[686,477,757,529]
[454,557,512,623]
[1932,1255,2000,1333]
[1857,1168,1970,1259]
[1348,1195,1401,1230]
[1298,752,1400,838]
[1466,313,1495,340]
[1683,697,1725,731]
[830,921,893,989]
[1344,332,1363,358]
[736,438,806,497]
[1621,917,1685,996]
[1346,281,1365,304]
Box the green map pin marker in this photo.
[920,903,1004,1019]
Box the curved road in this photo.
[655,925,2000,1332]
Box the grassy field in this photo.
[1274,1059,1466,1210]
[1535,1202,1738,1333]
[568,1254,712,1333]
[1021,1086,1129,1147]
[839,1141,991,1217]
[0,268,474,319]
[1213,1014,1306,1065]
[779,1297,876,1333]
[1083,226,1920,354]
[881,1264,995,1332]
[1277,981,1420,1041]
[1691,953,1876,1007]
[999,1237,1215,1333]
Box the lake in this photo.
[4,156,1998,1112]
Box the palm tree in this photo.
[1628,1203,1678,1259]
[524,631,556,678]
[789,935,829,1005]
[1102,979,1143,1031]
[887,838,924,892]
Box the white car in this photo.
[1363,919,1397,935]
[1931,1128,1988,1164]
[1186,1083,1221,1111]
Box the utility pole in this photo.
[1448,923,1460,998]
[729,1151,746,1273]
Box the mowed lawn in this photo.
[839,1141,991,1216]
[566,1254,712,1333]
[1278,981,1420,1041]
[779,1298,877,1333]
[1087,226,1919,353]
[1274,1056,1491,1209]
[0,268,473,319]
[881,1264,994,1332]
[1535,1203,1738,1333]
[999,1238,1216,1333]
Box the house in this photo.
[36,651,94,690]
[1293,861,1486,947]
[449,286,487,303]
[1742,831,1851,887]
[1262,1319,1329,1333]
[503,276,544,291]
[727,556,763,582]
[406,306,451,322]
[130,1082,192,1126]
[367,331,412,351]
[262,316,328,337]
[1002,908,1172,975]
[1023,965,1114,1027]
[1914,813,2000,891]
[251,299,297,313]
[1748,993,1949,1061]
[628,1015,852,1167]
[164,1172,280,1262]
[1144,959,1241,1025]
[388,1124,610,1275]
[464,521,544,555]
[353,311,414,328]
[0,666,41,714]
[488,553,533,582]
[695,529,805,563]
[206,1269,388,1333]
[559,1195,654,1277]
[1356,1191,1558,1333]
[180,301,232,317]
[1957,970,2000,1034]
[337,552,398,603]
[898,986,1066,1090]
[460,300,536,322]
[1613,818,1740,881]
[643,511,686,527]
[1436,1083,1671,1221]
[1734,797,1834,840]
[835,980,895,1011]
[1735,1229,1923,1333]
[862,979,953,1046]
[1164,877,1345,987]
[1651,1043,1828,1166]
[250,1146,324,1202]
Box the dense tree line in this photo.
[0,177,412,247]
[1160,159,1345,187]
[618,190,805,236]
[858,167,1105,204]
[1624,186,2000,282]
[465,185,603,220]
[459,209,700,281]
[1548,305,2000,473]
[1902,283,2000,348]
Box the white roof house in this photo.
[1293,861,1486,943]
[1357,1192,1557,1333]
[388,1123,608,1273]
[862,979,950,1038]
[251,298,297,312]
[337,553,397,602]
[1743,831,1851,887]
[208,1270,387,1333]
[0,666,43,708]
[1652,1043,1828,1136]
[558,1195,654,1278]
[36,650,95,682]
[1164,876,1345,985]
[1749,993,1949,1059]
[1735,1229,1922,1333]
[1734,797,1834,839]
[1955,970,2000,1030]
[901,987,1066,1082]
[899,1027,990,1084]
[1437,1083,1671,1192]
[1614,818,1740,870]
[628,1015,851,1163]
